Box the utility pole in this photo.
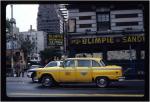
[63,20,66,55]
[10,5,15,77]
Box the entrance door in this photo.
[59,60,76,82]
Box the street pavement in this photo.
[6,72,145,97]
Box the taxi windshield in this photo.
[45,62,57,67]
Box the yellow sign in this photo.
[122,36,145,43]
[70,35,145,45]
[47,34,63,46]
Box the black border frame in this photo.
[1,1,149,101]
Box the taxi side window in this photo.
[92,60,100,67]
[78,60,91,67]
[64,60,75,67]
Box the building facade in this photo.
[67,4,144,33]
[37,4,68,34]
[19,30,47,60]
[66,3,146,79]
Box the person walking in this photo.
[20,61,25,77]
[15,62,21,77]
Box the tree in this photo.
[19,35,35,63]
[40,48,62,65]
[6,19,11,41]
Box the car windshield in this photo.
[44,61,62,67]
[30,65,41,69]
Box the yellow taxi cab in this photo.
[34,58,125,88]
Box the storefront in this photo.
[67,32,145,79]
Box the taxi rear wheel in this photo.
[96,77,109,88]
[41,75,54,87]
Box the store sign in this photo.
[47,34,63,46]
[70,35,145,45]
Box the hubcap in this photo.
[97,78,107,87]
[43,77,51,86]
[99,79,105,84]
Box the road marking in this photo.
[8,93,144,97]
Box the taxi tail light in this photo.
[121,67,124,76]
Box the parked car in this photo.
[27,61,63,82]
[33,58,125,88]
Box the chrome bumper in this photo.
[27,72,33,78]
[118,77,125,81]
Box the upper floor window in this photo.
[79,16,92,20]
[115,14,138,18]
[97,14,109,22]
[97,13,110,31]
[116,22,139,26]
[79,24,92,28]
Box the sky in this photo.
[6,4,39,32]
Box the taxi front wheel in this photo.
[96,77,109,88]
[41,75,54,87]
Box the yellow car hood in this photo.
[36,67,60,71]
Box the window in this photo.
[97,14,109,22]
[141,51,145,59]
[97,13,110,31]
[92,60,100,67]
[64,60,75,67]
[79,24,92,28]
[68,19,76,32]
[79,16,92,20]
[97,22,110,31]
[115,14,138,18]
[45,62,57,67]
[107,50,136,60]
[116,22,138,26]
[78,60,91,67]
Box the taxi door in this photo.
[76,60,92,82]
[59,60,76,82]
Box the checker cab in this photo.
[35,58,125,88]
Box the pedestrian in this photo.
[20,61,25,77]
[15,62,21,77]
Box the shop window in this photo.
[141,51,145,59]
[107,50,136,60]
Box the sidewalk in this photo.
[6,72,30,82]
